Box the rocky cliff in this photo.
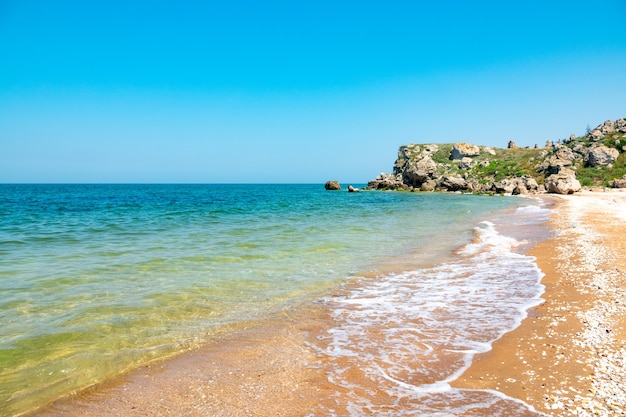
[368,118,626,195]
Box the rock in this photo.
[586,145,619,167]
[403,156,438,187]
[617,118,626,133]
[493,179,518,194]
[512,184,528,195]
[439,175,467,191]
[609,174,626,188]
[589,129,603,142]
[347,185,360,193]
[367,173,404,190]
[600,119,616,134]
[459,157,474,170]
[483,147,496,156]
[525,177,539,192]
[508,140,519,149]
[450,143,480,160]
[420,180,437,192]
[325,180,341,190]
[545,168,581,194]
[555,147,577,162]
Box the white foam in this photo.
[313,219,546,415]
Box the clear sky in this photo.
[1,1,625,183]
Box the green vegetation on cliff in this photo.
[369,118,626,194]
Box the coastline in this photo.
[28,191,626,416]
[454,190,626,416]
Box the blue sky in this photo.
[1,1,625,183]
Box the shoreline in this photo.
[28,191,626,416]
[454,191,626,416]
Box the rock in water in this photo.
[325,180,341,190]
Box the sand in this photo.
[30,191,626,416]
[455,191,626,416]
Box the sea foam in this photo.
[312,221,546,416]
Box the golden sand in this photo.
[455,191,626,416]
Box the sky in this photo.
[1,1,625,183]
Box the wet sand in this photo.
[29,191,626,416]
[455,191,626,416]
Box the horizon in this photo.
[2,1,625,183]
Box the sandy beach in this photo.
[456,191,626,416]
[30,191,626,417]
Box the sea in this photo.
[0,184,553,416]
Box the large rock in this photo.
[324,180,341,190]
[439,175,467,191]
[545,169,581,194]
[450,143,480,160]
[586,145,619,167]
[403,156,438,186]
[589,129,603,142]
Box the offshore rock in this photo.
[325,180,341,190]
[348,185,360,193]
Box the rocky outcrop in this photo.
[367,117,625,194]
[325,180,341,190]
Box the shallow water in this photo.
[310,214,550,416]
[0,184,542,415]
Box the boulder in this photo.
[450,143,480,160]
[458,157,474,170]
[347,185,360,193]
[524,177,539,192]
[508,140,519,149]
[586,145,619,167]
[617,118,626,133]
[600,120,616,135]
[493,179,518,194]
[420,180,437,192]
[324,180,341,190]
[545,169,581,194]
[609,174,626,188]
[439,175,467,191]
[589,129,603,142]
[555,147,577,162]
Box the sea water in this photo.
[0,184,549,415]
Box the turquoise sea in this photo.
[0,184,550,416]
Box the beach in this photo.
[24,190,626,416]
